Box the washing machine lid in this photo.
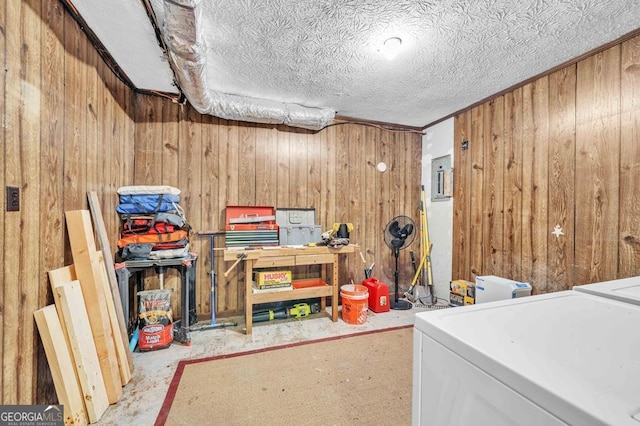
[573,276,640,305]
[414,290,640,425]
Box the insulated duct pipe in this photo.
[160,0,335,130]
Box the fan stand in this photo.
[391,247,412,310]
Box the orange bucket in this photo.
[340,284,369,325]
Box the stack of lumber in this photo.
[34,196,134,425]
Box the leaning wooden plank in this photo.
[65,210,123,404]
[96,250,132,385]
[47,265,86,423]
[47,265,77,341]
[56,281,109,423]
[87,191,133,373]
[34,305,88,426]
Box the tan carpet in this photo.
[156,326,413,426]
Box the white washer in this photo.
[412,290,640,426]
[573,276,640,305]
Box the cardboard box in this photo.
[450,280,476,306]
[475,275,531,304]
[449,292,464,307]
[255,270,292,287]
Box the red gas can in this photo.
[362,278,390,313]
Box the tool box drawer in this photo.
[253,256,296,268]
[295,254,335,266]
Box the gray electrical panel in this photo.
[431,155,453,201]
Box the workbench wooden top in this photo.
[223,244,360,261]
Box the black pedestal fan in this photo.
[383,215,416,310]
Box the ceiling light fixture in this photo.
[383,37,403,60]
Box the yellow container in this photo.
[450,280,475,306]
[255,270,292,287]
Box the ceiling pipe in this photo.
[159,0,335,131]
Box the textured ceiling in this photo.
[74,0,640,129]
[194,0,640,127]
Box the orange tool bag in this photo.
[117,230,188,248]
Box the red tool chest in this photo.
[225,206,279,247]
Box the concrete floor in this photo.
[96,301,443,425]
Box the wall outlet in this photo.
[6,186,19,212]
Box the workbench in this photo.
[223,245,359,334]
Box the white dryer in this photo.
[573,276,640,305]
[412,290,640,425]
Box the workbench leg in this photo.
[331,254,339,322]
[245,261,253,335]
[320,266,327,313]
[115,266,132,334]
[174,259,193,344]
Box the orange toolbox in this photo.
[225,206,277,230]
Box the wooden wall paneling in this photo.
[238,123,257,206]
[2,2,18,404]
[276,127,291,207]
[308,130,324,279]
[521,83,535,286]
[335,125,352,285]
[503,88,523,281]
[575,47,621,284]
[547,66,577,291]
[482,98,505,277]
[37,0,66,406]
[113,69,135,240]
[199,114,219,317]
[361,126,378,273]
[619,35,640,278]
[376,126,392,286]
[520,79,550,293]
[63,7,87,211]
[307,130,323,213]
[290,128,309,208]
[133,94,164,185]
[402,132,419,284]
[3,0,42,404]
[132,95,164,295]
[0,0,5,397]
[347,125,365,280]
[408,132,422,285]
[162,101,180,188]
[469,106,485,278]
[98,58,113,240]
[452,111,472,281]
[173,106,202,318]
[86,36,99,193]
[254,124,278,206]
[158,101,180,316]
[531,78,550,293]
[218,119,240,313]
[319,125,336,232]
